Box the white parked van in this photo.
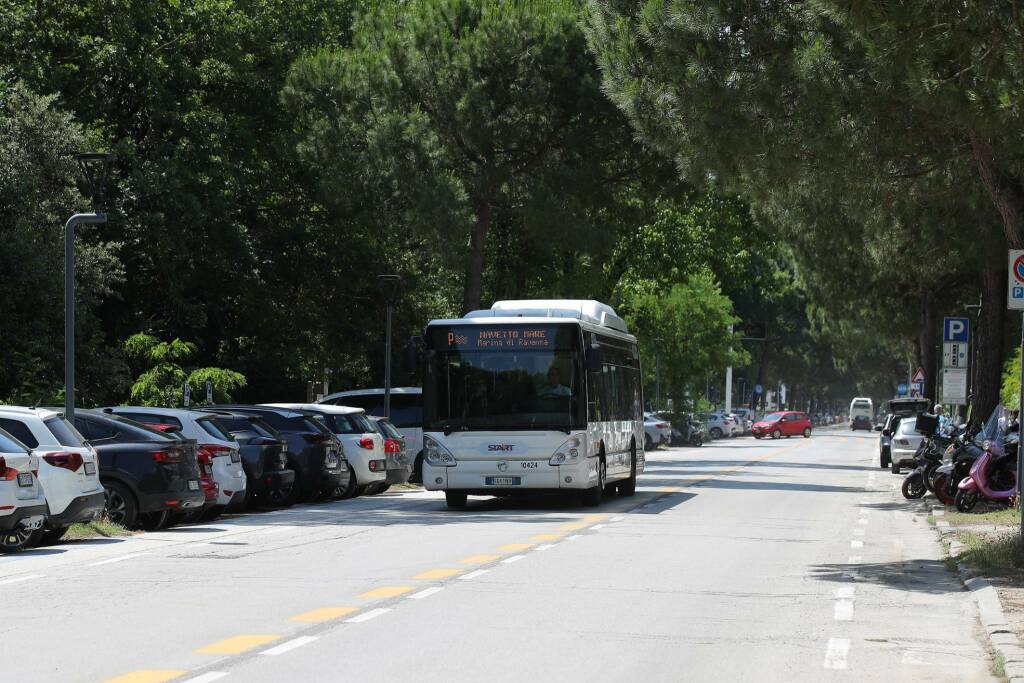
[319,388,424,483]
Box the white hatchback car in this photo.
[0,407,104,545]
[263,404,386,497]
[104,407,246,512]
[890,417,925,474]
[0,426,47,552]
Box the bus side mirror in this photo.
[585,345,603,373]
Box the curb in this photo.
[919,499,1024,680]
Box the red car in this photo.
[751,411,813,439]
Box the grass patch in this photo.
[991,650,1006,680]
[956,531,1024,578]
[942,506,1021,527]
[64,519,134,541]
[391,482,421,490]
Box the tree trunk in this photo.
[975,257,1007,421]
[461,198,492,314]
[918,292,939,404]
[971,133,1024,248]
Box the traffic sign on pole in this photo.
[943,317,970,343]
[1009,250,1024,310]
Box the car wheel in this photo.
[36,525,70,547]
[581,458,606,507]
[891,460,901,475]
[140,510,172,531]
[803,428,811,438]
[771,429,782,440]
[0,526,36,553]
[325,462,358,500]
[103,481,139,529]
[619,445,637,497]
[445,491,468,509]
[644,434,653,451]
[710,427,723,440]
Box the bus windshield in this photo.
[424,324,585,431]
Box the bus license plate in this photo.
[17,472,33,487]
[486,476,520,486]
[188,480,200,491]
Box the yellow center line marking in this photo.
[361,585,415,599]
[413,568,463,580]
[529,533,563,542]
[655,486,682,493]
[497,543,535,552]
[290,607,359,623]
[460,554,501,564]
[103,671,189,683]
[195,634,280,654]
[559,523,588,531]
[581,514,610,522]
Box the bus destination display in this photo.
[444,326,560,350]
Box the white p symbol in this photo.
[950,320,965,338]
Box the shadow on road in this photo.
[810,558,962,595]
[690,479,866,494]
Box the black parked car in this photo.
[73,410,205,529]
[200,406,347,503]
[203,412,296,507]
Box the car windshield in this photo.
[424,324,585,431]
[897,418,917,435]
[0,426,28,453]
[45,416,86,447]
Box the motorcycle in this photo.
[955,406,1019,512]
[901,417,953,500]
[932,427,983,506]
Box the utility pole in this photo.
[724,324,734,413]
[65,153,114,422]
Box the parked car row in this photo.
[0,400,414,552]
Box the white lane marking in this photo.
[834,586,855,599]
[88,553,145,567]
[823,638,850,670]
[535,544,556,552]
[850,540,863,548]
[183,673,229,683]
[611,516,624,522]
[834,600,854,621]
[460,569,489,580]
[346,608,390,623]
[501,555,525,564]
[858,518,868,525]
[261,636,319,656]
[409,587,444,600]
[566,535,581,541]
[847,555,862,563]
[853,528,866,537]
[592,524,605,530]
[0,574,43,585]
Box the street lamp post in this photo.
[378,274,401,419]
[65,153,114,422]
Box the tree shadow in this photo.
[690,479,866,494]
[810,558,963,595]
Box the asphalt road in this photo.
[0,428,994,682]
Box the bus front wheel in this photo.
[581,459,606,507]
[445,491,468,509]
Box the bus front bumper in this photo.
[424,457,598,492]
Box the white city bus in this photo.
[421,299,645,509]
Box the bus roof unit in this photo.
[464,299,629,334]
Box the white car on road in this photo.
[105,407,246,512]
[0,426,47,551]
[0,407,104,545]
[263,403,386,497]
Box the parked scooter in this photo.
[901,439,944,499]
[955,406,1019,512]
[932,427,983,506]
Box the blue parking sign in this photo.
[942,317,969,343]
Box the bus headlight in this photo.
[424,436,457,467]
[549,436,583,465]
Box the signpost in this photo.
[1008,250,1024,536]
[941,368,968,404]
[205,380,213,404]
[183,381,191,408]
[910,367,925,398]
[897,382,908,397]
